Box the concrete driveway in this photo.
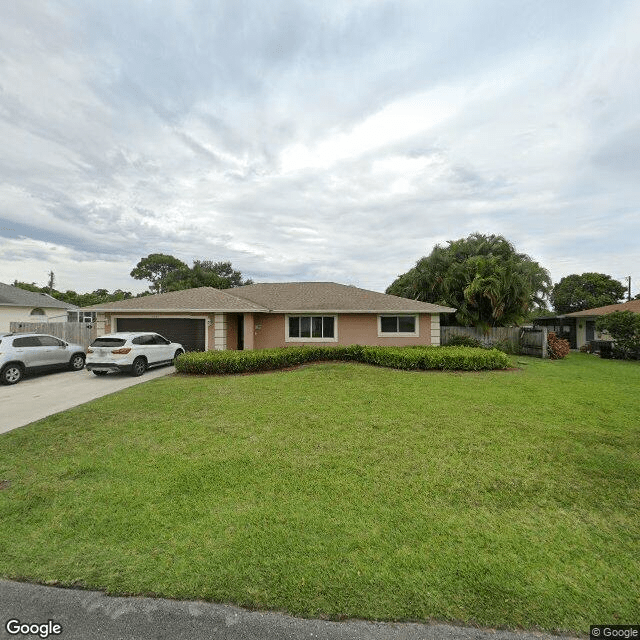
[0,366,176,434]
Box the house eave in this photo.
[88,307,268,313]
[268,308,455,314]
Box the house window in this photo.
[67,311,96,323]
[378,315,418,336]
[30,308,46,316]
[286,315,337,342]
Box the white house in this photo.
[0,282,77,332]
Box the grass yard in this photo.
[0,353,638,634]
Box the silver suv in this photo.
[0,333,86,385]
[86,332,184,377]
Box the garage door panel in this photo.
[116,318,205,352]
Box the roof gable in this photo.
[83,282,456,314]
[230,282,455,313]
[83,287,267,312]
[0,282,77,309]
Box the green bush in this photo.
[175,345,511,375]
[443,334,483,348]
[595,311,640,360]
[491,338,520,356]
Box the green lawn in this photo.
[0,353,638,634]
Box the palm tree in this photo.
[386,234,551,329]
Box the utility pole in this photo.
[47,270,55,295]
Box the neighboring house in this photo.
[566,299,640,349]
[84,282,456,352]
[0,282,78,332]
[534,299,640,349]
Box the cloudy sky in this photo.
[0,0,638,298]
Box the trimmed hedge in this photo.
[174,345,511,375]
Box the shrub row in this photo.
[175,344,511,375]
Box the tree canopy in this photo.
[163,260,253,292]
[386,233,551,329]
[130,254,253,293]
[12,281,134,307]
[130,254,189,294]
[550,273,627,314]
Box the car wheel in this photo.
[172,349,184,364]
[131,357,147,377]
[69,354,86,371]
[92,370,108,376]
[1,364,24,385]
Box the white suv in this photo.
[86,332,184,377]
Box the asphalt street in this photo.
[0,580,582,640]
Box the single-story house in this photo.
[534,299,640,349]
[84,282,456,352]
[0,282,77,332]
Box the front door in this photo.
[237,315,244,350]
[586,321,596,343]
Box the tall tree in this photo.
[163,260,253,291]
[130,254,189,293]
[550,273,626,314]
[386,233,551,329]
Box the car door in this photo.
[12,336,44,368]
[36,335,68,367]
[138,334,163,364]
[152,334,174,361]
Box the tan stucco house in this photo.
[84,282,455,352]
[0,282,77,332]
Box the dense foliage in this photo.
[386,233,550,329]
[595,311,640,359]
[550,273,626,314]
[131,254,252,293]
[129,254,190,293]
[442,335,483,348]
[175,344,511,374]
[163,260,253,292]
[12,281,136,307]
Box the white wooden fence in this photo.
[9,322,97,350]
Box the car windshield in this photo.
[91,338,127,347]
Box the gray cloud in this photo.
[0,0,639,297]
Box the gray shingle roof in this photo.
[85,282,455,314]
[232,282,456,313]
[0,282,77,309]
[83,287,267,312]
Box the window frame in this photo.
[13,336,41,348]
[37,336,65,347]
[377,314,419,337]
[285,314,338,343]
